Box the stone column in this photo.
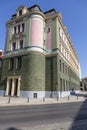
[11,79,15,96]
[5,78,9,96]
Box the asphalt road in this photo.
[0,100,87,130]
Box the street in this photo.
[0,100,87,130]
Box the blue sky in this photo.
[0,0,87,78]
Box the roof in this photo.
[28,4,42,12]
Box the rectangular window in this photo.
[20,40,23,49]
[47,27,50,33]
[22,23,25,32]
[60,78,62,91]
[59,27,60,37]
[8,79,12,95]
[19,10,22,16]
[63,63,64,73]
[18,25,20,33]
[34,93,37,98]
[17,57,22,69]
[63,79,65,91]
[12,42,16,51]
[60,60,62,72]
[14,79,18,96]
[9,58,14,70]
[14,26,16,34]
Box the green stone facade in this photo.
[46,54,80,94]
[0,51,80,97]
[0,52,45,92]
[46,56,57,91]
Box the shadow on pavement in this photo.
[69,99,87,130]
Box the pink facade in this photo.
[30,17,43,48]
[46,25,52,50]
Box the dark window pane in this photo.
[22,23,24,32]
[12,42,16,51]
[17,57,22,69]
[60,60,62,72]
[60,78,62,91]
[34,93,37,98]
[10,58,14,70]
[14,26,16,34]
[19,10,22,16]
[18,25,20,33]
[20,40,23,49]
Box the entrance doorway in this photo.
[6,76,20,97]
[8,79,12,96]
[14,79,18,96]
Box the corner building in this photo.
[0,5,80,98]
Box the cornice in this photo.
[6,11,46,25]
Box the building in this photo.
[0,50,3,94]
[0,50,3,72]
[80,78,87,91]
[0,5,80,98]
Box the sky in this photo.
[0,0,87,78]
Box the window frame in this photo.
[19,9,22,16]
[9,58,14,70]
[12,42,16,51]
[19,40,23,49]
[16,56,22,70]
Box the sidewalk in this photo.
[0,94,85,107]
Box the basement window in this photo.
[34,93,37,98]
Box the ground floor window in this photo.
[8,79,12,96]
[34,93,37,98]
[60,78,62,91]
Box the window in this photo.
[60,60,62,72]
[59,44,61,52]
[14,26,16,34]
[20,40,23,49]
[19,9,22,16]
[12,42,16,51]
[63,63,64,73]
[8,79,12,95]
[63,79,65,91]
[17,57,22,69]
[22,23,25,32]
[18,25,20,33]
[65,65,66,74]
[9,58,14,70]
[13,23,25,34]
[60,78,62,91]
[34,93,37,98]
[47,27,50,33]
[14,79,18,96]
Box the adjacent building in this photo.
[80,78,87,91]
[0,5,80,98]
